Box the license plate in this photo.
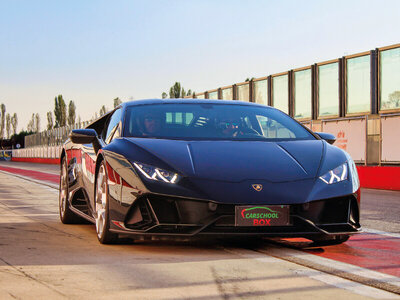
[235,205,290,226]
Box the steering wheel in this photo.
[236,127,262,137]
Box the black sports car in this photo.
[59,99,361,245]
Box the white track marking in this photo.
[294,269,399,299]
[222,247,282,263]
[262,244,400,288]
[224,247,399,299]
[363,228,400,238]
[0,170,59,190]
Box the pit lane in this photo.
[0,161,399,299]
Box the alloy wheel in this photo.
[95,164,107,238]
[59,162,68,217]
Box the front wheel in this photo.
[95,161,119,244]
[59,157,82,224]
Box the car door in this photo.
[85,108,122,212]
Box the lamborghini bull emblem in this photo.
[252,184,263,192]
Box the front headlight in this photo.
[133,162,180,184]
[319,163,348,184]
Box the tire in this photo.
[59,157,83,224]
[310,235,350,247]
[94,161,119,244]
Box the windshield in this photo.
[123,103,315,141]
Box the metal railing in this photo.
[24,121,91,148]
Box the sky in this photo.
[1,0,399,131]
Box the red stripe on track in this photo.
[12,157,59,164]
[283,234,400,277]
[0,165,60,184]
[306,234,400,277]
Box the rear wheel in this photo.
[59,157,82,224]
[310,235,350,247]
[95,162,118,244]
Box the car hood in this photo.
[124,138,324,183]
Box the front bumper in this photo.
[110,193,361,239]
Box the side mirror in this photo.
[315,132,336,145]
[70,129,98,144]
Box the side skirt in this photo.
[69,205,95,224]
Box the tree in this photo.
[77,115,82,128]
[387,91,400,108]
[27,113,36,132]
[169,82,183,98]
[0,103,5,139]
[54,95,67,128]
[164,82,193,99]
[68,100,76,126]
[10,130,32,148]
[47,111,53,130]
[35,113,40,133]
[113,97,122,108]
[11,113,17,135]
[99,105,107,116]
[27,114,34,132]
[6,113,11,139]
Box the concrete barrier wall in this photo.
[301,115,400,165]
[357,166,400,191]
[10,146,61,164]
[381,115,400,163]
[321,118,367,163]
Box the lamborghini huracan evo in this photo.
[59,99,361,244]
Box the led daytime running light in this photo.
[133,162,179,184]
[319,163,348,184]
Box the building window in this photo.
[347,55,370,114]
[318,62,339,117]
[380,47,400,110]
[294,69,312,119]
[254,80,268,105]
[272,75,289,113]
[221,88,233,100]
[208,91,218,99]
[237,84,250,101]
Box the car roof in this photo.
[121,98,269,108]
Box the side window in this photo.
[105,109,122,144]
[256,115,295,138]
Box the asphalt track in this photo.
[0,161,399,299]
